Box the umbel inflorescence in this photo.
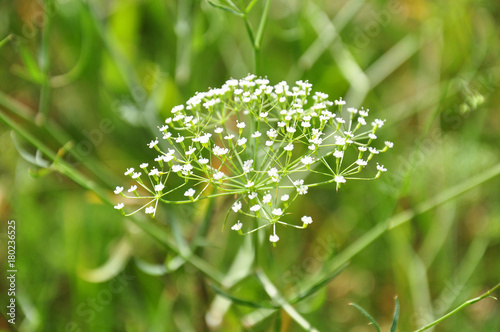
[113,75,392,244]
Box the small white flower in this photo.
[237,138,247,146]
[301,216,313,224]
[172,165,182,172]
[260,112,268,118]
[347,107,358,114]
[369,147,379,154]
[128,185,137,192]
[124,168,134,176]
[298,185,308,195]
[267,129,277,139]
[372,119,385,127]
[268,168,278,178]
[356,159,368,166]
[368,133,377,140]
[358,146,367,152]
[358,117,367,125]
[301,156,314,165]
[132,172,141,179]
[277,121,286,127]
[175,135,185,143]
[186,147,197,155]
[114,186,124,194]
[335,97,346,105]
[377,164,387,172]
[140,163,148,169]
[265,140,273,147]
[198,158,209,164]
[236,121,246,129]
[243,160,254,173]
[154,183,165,192]
[335,136,346,145]
[214,127,223,134]
[263,194,272,204]
[334,175,346,184]
[213,146,229,156]
[145,206,156,214]
[149,168,160,177]
[231,221,243,231]
[148,139,159,148]
[281,194,289,201]
[333,150,344,159]
[248,192,258,199]
[232,201,242,212]
[286,127,296,133]
[284,143,294,151]
[114,203,124,209]
[171,105,184,113]
[272,208,283,216]
[250,205,261,212]
[184,188,195,197]
[183,164,193,173]
[159,125,169,131]
[245,181,254,188]
[385,141,394,148]
[301,121,311,127]
[213,171,225,180]
[251,131,262,138]
[224,134,235,140]
[269,234,279,243]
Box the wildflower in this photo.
[368,133,377,140]
[236,121,246,129]
[245,181,254,188]
[237,138,247,146]
[301,156,314,165]
[128,185,137,192]
[263,194,272,204]
[184,188,195,197]
[148,139,159,148]
[145,206,155,214]
[356,159,368,166]
[232,201,242,212]
[333,150,344,159]
[250,205,261,212]
[377,164,387,172]
[213,171,225,180]
[272,208,283,216]
[243,160,254,173]
[269,234,279,243]
[114,186,124,194]
[284,143,294,151]
[214,127,223,133]
[252,131,262,138]
[301,216,313,225]
[334,175,346,184]
[132,172,141,179]
[213,146,229,156]
[154,183,165,192]
[231,221,243,231]
[385,141,394,148]
[140,163,148,169]
[281,194,289,201]
[124,168,134,176]
[114,203,124,209]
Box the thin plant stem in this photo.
[36,0,53,126]
[413,282,500,332]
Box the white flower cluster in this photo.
[113,75,393,244]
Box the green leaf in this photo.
[254,0,271,49]
[273,310,282,332]
[134,258,168,276]
[291,263,348,304]
[391,297,400,332]
[245,0,260,13]
[206,0,243,17]
[208,283,279,309]
[349,302,381,332]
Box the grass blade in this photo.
[206,0,243,17]
[209,283,279,309]
[390,297,400,332]
[0,34,13,49]
[349,302,381,332]
[291,263,348,304]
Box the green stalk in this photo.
[36,0,53,126]
[413,282,500,332]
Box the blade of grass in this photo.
[349,302,381,332]
[413,283,500,332]
[209,283,279,309]
[0,34,13,49]
[390,297,400,332]
[207,0,243,16]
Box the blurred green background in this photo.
[1,0,500,331]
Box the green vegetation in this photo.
[1,0,499,331]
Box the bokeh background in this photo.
[1,0,500,331]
